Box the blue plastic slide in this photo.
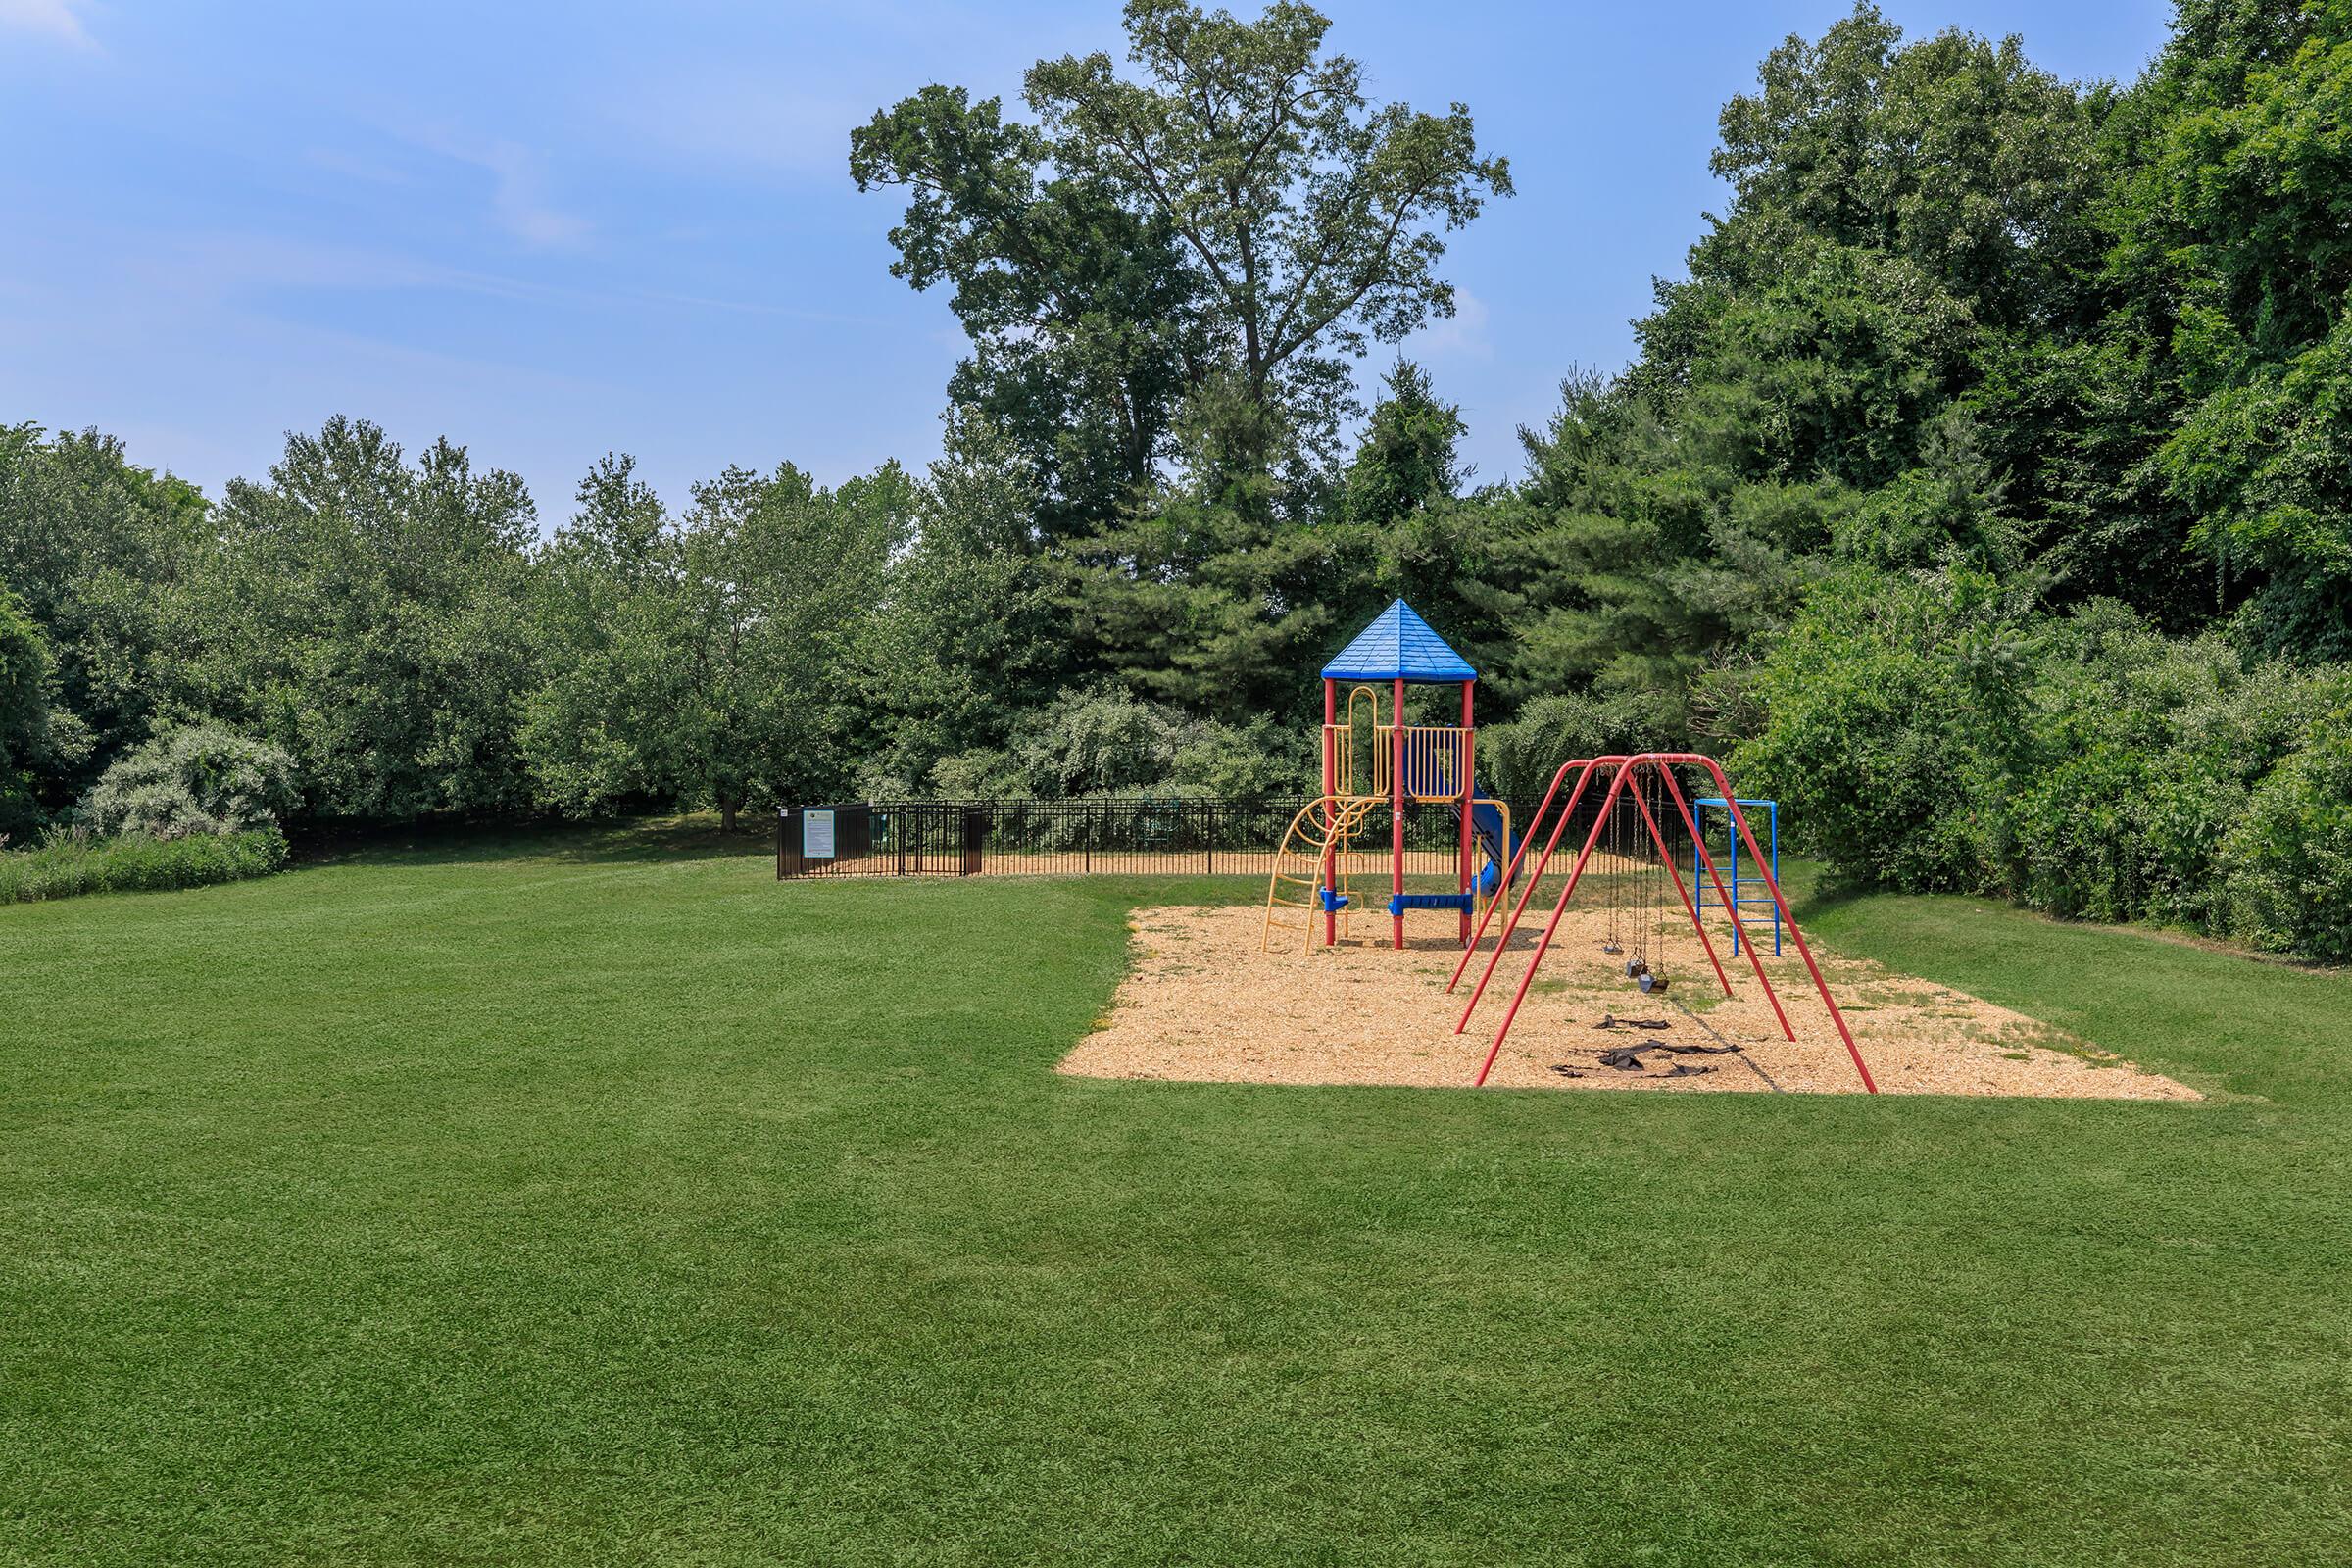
[1449,787,1518,898]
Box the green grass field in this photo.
[4,826,2347,1566]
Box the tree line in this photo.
[3,0,2349,955]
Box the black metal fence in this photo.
[777,796,1577,880]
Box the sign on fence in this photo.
[803,809,835,859]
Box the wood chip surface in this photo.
[1060,905,2200,1100]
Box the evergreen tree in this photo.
[1341,361,1466,526]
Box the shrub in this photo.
[78,723,297,839]
[1004,685,1185,797]
[927,747,1022,799]
[1166,717,1308,798]
[918,686,1308,802]
[1476,692,1667,802]
[1740,568,2352,960]
[1731,568,2030,891]
[0,826,288,903]
[2220,707,2352,963]
[2008,742,2150,922]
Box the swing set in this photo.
[1446,753,1879,1095]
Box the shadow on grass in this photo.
[294,813,774,871]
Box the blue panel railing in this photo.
[1690,796,1781,956]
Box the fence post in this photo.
[1205,800,1214,876]
[777,808,806,879]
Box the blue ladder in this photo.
[1690,797,1782,956]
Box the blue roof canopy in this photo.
[1321,599,1477,682]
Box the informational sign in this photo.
[803,808,836,859]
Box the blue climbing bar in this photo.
[1690,796,1781,956]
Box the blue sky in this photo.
[2,0,2175,523]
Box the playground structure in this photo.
[1263,602,1519,953]
[1254,601,1874,1092]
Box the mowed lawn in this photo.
[4,828,2348,1566]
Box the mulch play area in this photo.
[1061,905,2200,1100]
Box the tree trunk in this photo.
[721,798,740,834]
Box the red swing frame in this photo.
[1447,754,1878,1094]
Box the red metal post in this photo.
[1692,763,1878,1095]
[1458,679,1475,946]
[1391,677,1406,948]
[1473,760,1636,1084]
[1321,678,1337,947]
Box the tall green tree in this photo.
[1340,360,1466,527]
[2112,0,2352,653]
[850,89,1200,540]
[1698,8,2100,336]
[0,586,56,841]
[520,454,698,816]
[669,462,914,829]
[853,416,1064,793]
[856,0,1511,514]
[518,451,921,827]
[197,417,540,821]
[1466,5,2112,732]
[0,423,211,801]
[1027,0,1511,490]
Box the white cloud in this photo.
[474,140,591,248]
[400,125,590,249]
[0,0,96,48]
[1410,287,1494,362]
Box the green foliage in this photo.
[1475,692,1670,802]
[2221,699,2352,960]
[857,0,1509,515]
[2105,0,2352,646]
[1740,566,2352,959]
[1061,488,1371,715]
[197,416,540,822]
[525,454,913,828]
[78,723,298,840]
[1340,360,1466,526]
[0,423,210,803]
[675,462,914,826]
[1702,7,2098,331]
[919,682,1308,800]
[1004,684,1180,797]
[1734,568,2030,892]
[0,587,54,841]
[0,825,285,903]
[517,454,692,817]
[851,416,1064,795]
[848,85,1200,538]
